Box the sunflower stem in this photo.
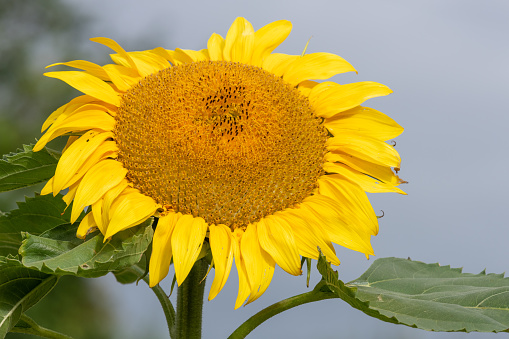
[175,258,209,339]
[228,290,337,339]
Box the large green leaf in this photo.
[0,144,59,193]
[348,257,509,332]
[317,255,509,332]
[0,194,74,257]
[0,257,59,338]
[19,219,154,278]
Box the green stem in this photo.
[11,314,74,339]
[132,265,176,338]
[228,290,337,339]
[175,258,209,339]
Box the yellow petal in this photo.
[46,60,110,81]
[327,133,401,168]
[173,48,198,64]
[309,82,392,119]
[207,33,225,61]
[150,47,175,64]
[62,180,80,206]
[56,102,114,122]
[91,198,106,234]
[318,177,378,235]
[152,48,191,66]
[283,53,356,86]
[171,215,208,285]
[62,135,79,153]
[44,71,120,106]
[101,179,129,229]
[200,49,210,60]
[149,213,181,287]
[41,95,94,133]
[41,177,54,196]
[231,228,251,309]
[324,106,404,141]
[208,224,234,300]
[127,51,170,77]
[323,163,407,194]
[257,217,301,276]
[223,17,254,63]
[71,159,128,223]
[63,140,118,191]
[53,131,113,193]
[103,187,158,239]
[102,64,139,92]
[76,212,97,239]
[241,223,275,304]
[90,37,138,72]
[176,48,209,62]
[324,151,404,187]
[34,110,115,151]
[299,195,374,255]
[297,80,318,97]
[277,210,340,265]
[251,20,292,67]
[262,53,299,77]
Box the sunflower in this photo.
[35,17,405,308]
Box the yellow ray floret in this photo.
[241,223,275,305]
[309,81,392,119]
[324,106,404,141]
[71,159,127,223]
[53,131,113,192]
[251,20,292,67]
[149,213,180,287]
[171,215,208,285]
[44,71,120,106]
[257,216,302,276]
[208,224,234,300]
[105,188,159,239]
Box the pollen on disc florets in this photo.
[115,60,327,229]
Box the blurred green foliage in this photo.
[7,277,113,339]
[0,0,89,211]
[1,1,114,338]
[0,0,86,150]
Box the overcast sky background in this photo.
[45,1,509,338]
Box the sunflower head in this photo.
[36,17,405,308]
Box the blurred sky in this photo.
[29,0,509,338]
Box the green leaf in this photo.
[113,255,148,285]
[316,254,397,325]
[0,144,59,193]
[348,257,509,332]
[0,194,75,257]
[113,266,142,285]
[0,257,59,338]
[19,219,154,278]
[317,254,509,333]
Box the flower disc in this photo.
[115,61,328,229]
